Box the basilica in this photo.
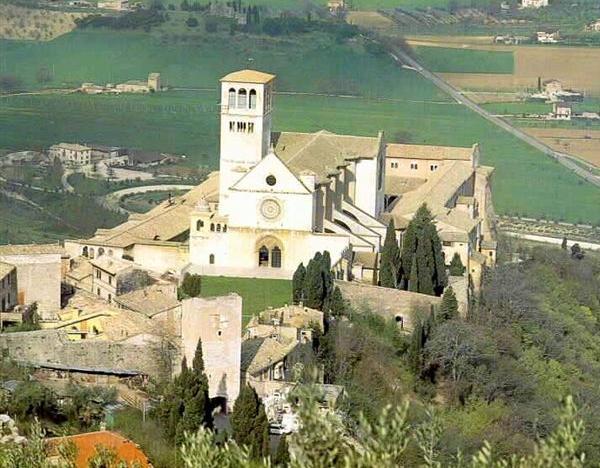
[65,69,496,286]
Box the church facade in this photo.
[185,70,387,279]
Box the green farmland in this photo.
[2,90,600,224]
[412,46,514,74]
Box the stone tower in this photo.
[218,69,276,216]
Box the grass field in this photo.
[0,29,447,101]
[200,276,292,324]
[2,89,600,223]
[412,46,514,74]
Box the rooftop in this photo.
[51,143,90,151]
[0,243,65,256]
[47,431,150,468]
[249,304,324,331]
[221,69,276,84]
[0,261,15,278]
[241,336,297,376]
[273,130,382,184]
[386,143,475,161]
[115,284,180,317]
[385,175,426,196]
[90,256,134,275]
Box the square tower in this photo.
[219,69,276,216]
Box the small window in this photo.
[210,223,215,232]
[108,276,112,285]
[238,88,247,108]
[216,224,221,232]
[209,254,215,264]
[196,220,204,231]
[410,163,418,170]
[248,122,254,133]
[217,330,222,337]
[271,246,282,268]
[228,88,236,107]
[249,89,257,109]
[223,225,228,232]
[266,175,276,186]
[430,164,438,171]
[229,121,235,131]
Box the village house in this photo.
[536,31,559,43]
[49,143,92,166]
[97,0,129,10]
[89,256,134,304]
[521,0,548,8]
[549,101,572,120]
[0,263,17,313]
[0,244,66,320]
[585,19,600,32]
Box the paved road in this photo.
[384,41,600,188]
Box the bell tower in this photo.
[219,69,276,216]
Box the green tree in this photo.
[448,252,465,276]
[180,273,202,298]
[379,219,401,288]
[274,435,290,466]
[400,204,447,295]
[328,286,345,317]
[304,258,324,310]
[320,250,334,311]
[231,384,269,459]
[437,286,458,323]
[292,262,306,304]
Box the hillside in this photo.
[0,4,85,41]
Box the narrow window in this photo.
[229,121,235,131]
[271,246,282,268]
[209,254,215,264]
[249,89,257,109]
[210,223,215,232]
[216,224,221,232]
[196,219,204,231]
[223,225,227,232]
[228,88,236,108]
[258,246,269,267]
[238,88,247,108]
[248,122,254,133]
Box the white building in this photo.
[522,0,548,8]
[549,102,572,120]
[185,69,387,279]
[536,31,559,43]
[49,143,92,166]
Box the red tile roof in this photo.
[47,430,151,467]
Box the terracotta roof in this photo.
[115,284,180,317]
[273,130,382,183]
[0,243,65,256]
[241,337,297,376]
[386,143,475,161]
[0,261,15,278]
[84,174,219,248]
[90,256,134,275]
[221,69,276,84]
[47,431,150,468]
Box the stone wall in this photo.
[0,329,175,379]
[0,253,62,319]
[181,294,242,411]
[335,280,441,330]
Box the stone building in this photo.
[49,143,92,166]
[0,244,65,319]
[90,256,134,304]
[0,262,17,313]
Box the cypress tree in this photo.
[320,251,333,311]
[379,219,401,288]
[328,286,345,317]
[274,435,290,466]
[292,263,306,304]
[449,252,465,276]
[231,384,269,458]
[180,273,202,298]
[438,286,458,322]
[304,258,324,310]
[400,204,447,296]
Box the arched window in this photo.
[249,89,257,109]
[196,219,204,231]
[98,247,105,257]
[210,223,215,232]
[89,248,95,259]
[238,88,247,108]
[216,224,221,232]
[108,249,113,257]
[223,225,227,232]
[271,246,282,268]
[209,254,215,265]
[82,246,89,258]
[228,88,236,108]
[258,246,269,267]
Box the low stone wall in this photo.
[335,280,442,330]
[0,329,175,379]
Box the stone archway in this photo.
[256,236,283,269]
